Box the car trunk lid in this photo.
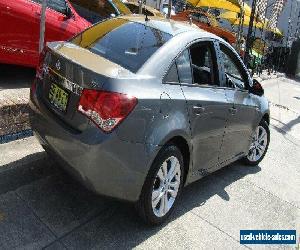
[39,42,133,132]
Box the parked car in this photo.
[30,16,270,225]
[70,0,131,23]
[172,10,236,45]
[124,1,164,17]
[0,0,131,68]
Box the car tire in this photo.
[136,144,184,225]
[243,120,270,166]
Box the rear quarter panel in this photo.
[101,78,191,147]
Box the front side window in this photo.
[72,19,172,73]
[220,44,248,89]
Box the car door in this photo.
[178,41,229,177]
[0,0,35,66]
[31,0,81,64]
[217,42,261,164]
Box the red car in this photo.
[0,0,131,68]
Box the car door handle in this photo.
[192,105,205,115]
[229,107,237,115]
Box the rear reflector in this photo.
[78,89,137,132]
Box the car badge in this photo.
[56,60,61,71]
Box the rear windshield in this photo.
[71,19,172,73]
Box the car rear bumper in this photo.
[29,91,160,202]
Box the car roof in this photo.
[118,15,219,39]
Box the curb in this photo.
[0,129,33,144]
[0,87,31,144]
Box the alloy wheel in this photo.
[151,156,181,217]
[247,125,268,162]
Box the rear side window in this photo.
[176,49,193,85]
[190,42,218,86]
[72,20,172,73]
[164,63,179,83]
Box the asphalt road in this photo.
[0,76,299,249]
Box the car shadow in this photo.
[0,151,261,248]
[0,151,58,195]
[0,64,35,89]
[54,162,261,249]
[181,162,260,204]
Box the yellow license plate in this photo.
[49,83,69,112]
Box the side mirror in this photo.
[250,79,264,96]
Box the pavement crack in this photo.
[183,206,251,249]
[241,178,300,210]
[14,192,61,247]
[41,203,118,250]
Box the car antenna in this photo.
[144,0,150,21]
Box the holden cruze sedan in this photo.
[29,16,270,225]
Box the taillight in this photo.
[78,89,137,133]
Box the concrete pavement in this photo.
[263,77,300,144]
[0,77,299,249]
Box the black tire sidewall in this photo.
[138,144,184,225]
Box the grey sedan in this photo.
[30,16,270,225]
